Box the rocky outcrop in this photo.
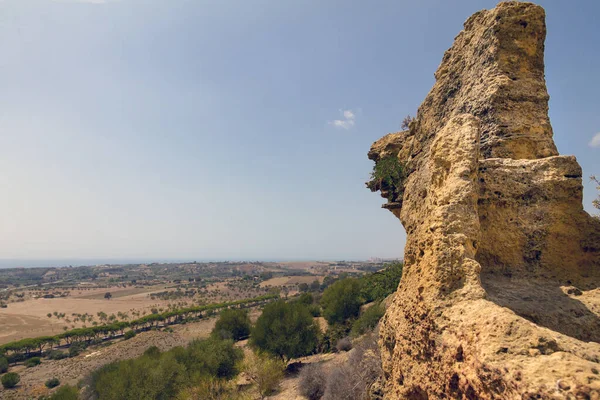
[368,2,600,398]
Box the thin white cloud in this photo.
[330,109,356,130]
[590,132,600,148]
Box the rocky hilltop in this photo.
[368,2,600,398]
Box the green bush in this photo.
[0,355,8,373]
[47,385,79,400]
[144,346,161,359]
[47,350,68,360]
[242,351,285,397]
[124,330,136,340]
[321,278,363,325]
[24,356,41,368]
[308,304,321,317]
[45,377,60,388]
[251,300,319,361]
[296,293,314,305]
[69,342,86,357]
[1,372,20,389]
[319,323,351,353]
[211,309,251,341]
[360,262,403,303]
[90,337,243,399]
[366,155,405,201]
[351,303,385,337]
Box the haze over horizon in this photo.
[1,0,598,262]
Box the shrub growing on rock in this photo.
[1,372,20,389]
[366,155,405,201]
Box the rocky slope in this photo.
[368,2,600,398]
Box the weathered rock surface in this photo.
[368,2,600,398]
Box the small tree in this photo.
[251,301,319,361]
[211,309,251,341]
[320,278,363,325]
[1,372,20,389]
[104,292,112,300]
[242,351,285,399]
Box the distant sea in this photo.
[0,259,194,269]
[0,257,372,269]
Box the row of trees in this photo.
[0,293,279,362]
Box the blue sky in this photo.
[0,0,598,262]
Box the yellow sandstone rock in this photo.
[368,2,600,398]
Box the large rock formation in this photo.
[368,2,600,398]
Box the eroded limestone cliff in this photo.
[368,2,600,398]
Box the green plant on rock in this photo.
[367,155,405,202]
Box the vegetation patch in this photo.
[1,372,20,389]
[89,337,243,399]
[367,155,406,202]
